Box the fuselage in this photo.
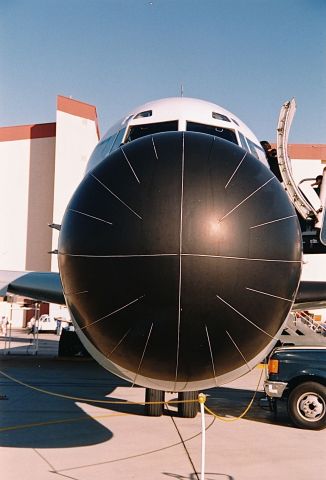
[87,97,268,174]
[59,96,302,392]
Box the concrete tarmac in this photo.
[0,331,325,480]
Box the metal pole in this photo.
[5,296,14,354]
[198,393,206,480]
[34,302,40,355]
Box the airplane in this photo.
[1,96,326,418]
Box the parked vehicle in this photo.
[264,346,326,430]
[37,314,57,332]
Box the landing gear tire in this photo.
[178,391,199,418]
[145,388,165,416]
[288,381,326,430]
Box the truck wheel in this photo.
[288,382,326,430]
[178,391,199,418]
[145,388,164,416]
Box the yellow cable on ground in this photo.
[203,367,265,422]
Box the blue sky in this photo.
[0,0,325,142]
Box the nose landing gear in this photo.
[145,388,199,418]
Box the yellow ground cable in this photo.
[0,369,195,406]
[203,367,265,422]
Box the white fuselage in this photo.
[86,97,268,174]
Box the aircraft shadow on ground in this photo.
[0,358,293,450]
[0,359,144,449]
[163,473,234,480]
[203,386,293,428]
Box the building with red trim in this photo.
[0,96,99,326]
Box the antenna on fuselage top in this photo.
[180,84,184,97]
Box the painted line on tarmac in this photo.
[0,412,129,432]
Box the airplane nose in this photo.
[58,132,302,390]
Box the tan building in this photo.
[0,96,99,326]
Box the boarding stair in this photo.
[280,311,326,346]
[277,99,326,246]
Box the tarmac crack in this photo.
[33,448,80,480]
[54,415,215,475]
[168,412,200,480]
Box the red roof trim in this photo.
[271,143,326,160]
[57,96,100,139]
[288,144,326,160]
[0,123,56,142]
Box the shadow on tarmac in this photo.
[0,357,142,449]
[163,473,234,479]
[204,385,293,428]
[0,358,293,451]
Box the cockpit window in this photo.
[126,120,178,142]
[133,110,152,119]
[110,128,126,152]
[246,138,266,162]
[212,112,231,122]
[186,121,238,145]
[101,133,118,157]
[238,131,250,152]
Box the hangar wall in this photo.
[51,96,100,272]
[0,96,99,327]
[0,124,56,271]
[0,96,99,274]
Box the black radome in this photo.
[58,132,302,391]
